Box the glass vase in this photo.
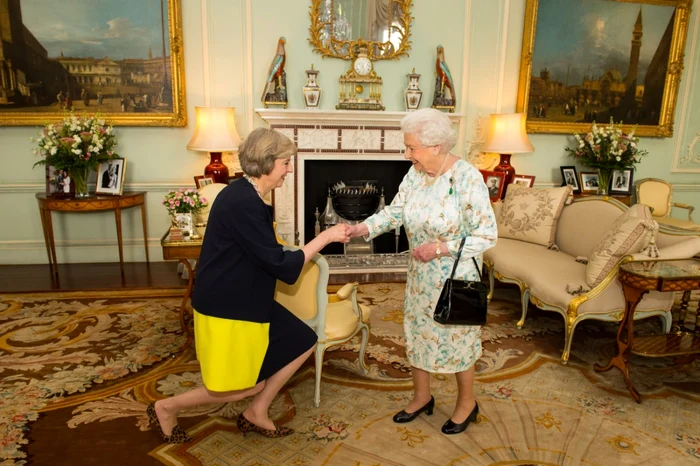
[597,169,613,196]
[71,167,90,198]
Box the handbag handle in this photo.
[448,237,483,283]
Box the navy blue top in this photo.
[192,178,305,323]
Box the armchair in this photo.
[274,248,370,407]
[636,178,700,232]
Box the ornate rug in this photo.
[1,285,699,465]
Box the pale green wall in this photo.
[0,0,698,265]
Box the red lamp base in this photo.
[204,152,229,184]
[493,153,515,199]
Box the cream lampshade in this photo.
[481,113,534,199]
[187,106,242,184]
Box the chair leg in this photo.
[487,264,495,302]
[314,344,326,408]
[561,318,579,364]
[517,288,530,328]
[660,310,672,333]
[358,324,370,374]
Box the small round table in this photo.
[36,192,149,277]
[594,259,700,402]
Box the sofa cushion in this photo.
[497,185,571,248]
[586,204,658,287]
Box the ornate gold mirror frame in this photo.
[308,0,413,60]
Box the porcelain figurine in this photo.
[262,37,288,108]
[432,45,456,113]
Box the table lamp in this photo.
[481,113,534,199]
[187,106,242,184]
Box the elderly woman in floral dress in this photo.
[347,108,497,435]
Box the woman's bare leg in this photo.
[155,382,265,436]
[403,366,432,412]
[243,344,316,430]
[450,366,476,422]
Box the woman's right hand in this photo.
[324,224,351,244]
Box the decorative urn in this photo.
[404,68,422,112]
[303,64,322,110]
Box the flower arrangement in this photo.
[162,188,208,215]
[31,111,118,171]
[565,118,648,171]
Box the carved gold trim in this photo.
[515,0,693,137]
[0,0,186,127]
[308,0,413,61]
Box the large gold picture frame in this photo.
[0,0,186,127]
[516,0,692,137]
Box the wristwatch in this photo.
[436,241,442,258]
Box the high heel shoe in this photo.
[392,396,435,423]
[236,413,294,438]
[146,402,192,444]
[441,401,479,435]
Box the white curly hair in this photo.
[400,108,456,153]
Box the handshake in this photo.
[322,223,363,244]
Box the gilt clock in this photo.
[337,48,384,111]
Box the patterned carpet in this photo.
[1,285,699,465]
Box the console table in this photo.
[594,259,700,402]
[36,192,149,277]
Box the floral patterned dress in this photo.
[364,159,497,373]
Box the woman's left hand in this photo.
[412,242,439,262]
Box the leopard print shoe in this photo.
[146,402,192,444]
[236,414,294,438]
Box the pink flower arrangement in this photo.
[162,188,208,215]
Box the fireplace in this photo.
[256,109,463,271]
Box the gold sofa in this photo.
[484,196,700,363]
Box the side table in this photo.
[594,259,700,402]
[161,230,202,333]
[36,192,149,277]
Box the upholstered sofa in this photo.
[484,189,700,363]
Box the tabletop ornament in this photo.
[432,45,456,113]
[303,64,322,109]
[404,68,422,112]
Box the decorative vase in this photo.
[597,169,613,196]
[303,64,322,110]
[404,68,422,111]
[71,166,90,198]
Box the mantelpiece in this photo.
[255,109,464,248]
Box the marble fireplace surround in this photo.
[256,109,463,251]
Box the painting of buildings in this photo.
[0,0,185,126]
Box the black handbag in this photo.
[433,237,488,326]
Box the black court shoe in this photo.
[441,401,479,435]
[392,396,435,423]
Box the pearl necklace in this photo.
[244,174,264,200]
[424,154,450,186]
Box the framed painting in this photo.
[194,175,214,189]
[511,174,536,188]
[95,158,126,195]
[516,0,693,137]
[480,170,506,203]
[560,166,581,193]
[0,0,186,127]
[579,171,600,193]
[610,168,634,195]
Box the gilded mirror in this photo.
[309,0,413,60]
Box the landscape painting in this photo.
[0,0,185,126]
[516,0,692,137]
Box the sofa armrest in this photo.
[629,237,700,261]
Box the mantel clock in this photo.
[336,48,384,111]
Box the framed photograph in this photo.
[515,0,692,137]
[194,175,214,189]
[0,0,186,127]
[45,166,75,197]
[610,169,634,195]
[511,174,536,188]
[579,171,600,193]
[560,166,580,194]
[95,158,126,195]
[480,170,506,202]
